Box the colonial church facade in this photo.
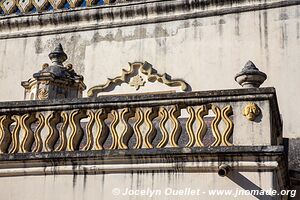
[0,0,299,199]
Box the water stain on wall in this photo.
[235,13,240,36]
[0,40,7,79]
[297,22,300,40]
[263,11,270,68]
[280,23,288,49]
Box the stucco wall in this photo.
[0,171,277,200]
[0,1,299,139]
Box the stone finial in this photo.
[235,61,267,88]
[21,43,86,100]
[48,43,67,66]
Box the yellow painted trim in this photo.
[169,105,181,147]
[221,105,234,146]
[133,108,144,149]
[195,105,208,147]
[144,108,158,148]
[157,107,169,148]
[185,106,196,147]
[95,109,108,150]
[211,105,222,147]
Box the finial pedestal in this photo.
[21,43,86,100]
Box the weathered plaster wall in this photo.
[0,171,277,200]
[0,2,299,139]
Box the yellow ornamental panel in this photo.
[86,0,96,7]
[16,0,33,13]
[48,0,65,10]
[32,0,48,12]
[0,0,17,15]
[67,0,82,8]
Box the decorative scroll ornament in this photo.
[87,62,190,97]
[37,88,49,100]
[243,102,260,121]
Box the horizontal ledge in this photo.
[0,146,285,177]
[0,87,276,111]
[0,146,285,162]
[0,161,280,177]
[0,0,299,39]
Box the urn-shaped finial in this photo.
[235,61,267,88]
[21,43,86,100]
[48,43,68,66]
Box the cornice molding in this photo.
[0,0,299,39]
[0,146,284,177]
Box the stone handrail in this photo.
[0,87,281,154]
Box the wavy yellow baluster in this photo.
[9,115,21,154]
[0,116,13,153]
[195,105,208,147]
[169,106,182,147]
[45,112,61,152]
[133,109,144,149]
[82,110,95,151]
[32,113,45,152]
[20,113,36,153]
[185,107,196,147]
[211,105,222,146]
[118,108,134,149]
[68,110,86,151]
[144,108,158,148]
[95,109,108,150]
[109,110,119,150]
[157,107,169,148]
[55,111,69,151]
[221,105,234,146]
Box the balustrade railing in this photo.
[0,88,281,154]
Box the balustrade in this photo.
[0,88,282,154]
